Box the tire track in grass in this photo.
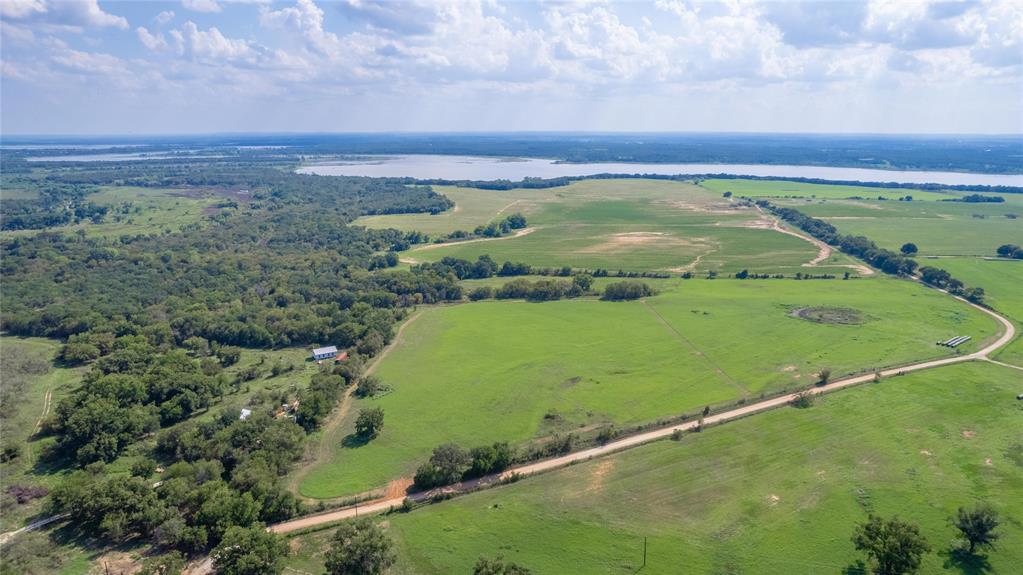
[640,300,749,396]
[287,311,424,501]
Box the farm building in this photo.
[311,345,339,361]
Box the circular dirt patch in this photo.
[791,306,865,325]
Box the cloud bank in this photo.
[2,0,1021,133]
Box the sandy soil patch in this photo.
[768,494,781,506]
[961,430,976,439]
[781,365,797,372]
[920,450,933,456]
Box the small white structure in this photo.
[312,345,339,361]
[239,408,252,420]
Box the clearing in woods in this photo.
[284,361,1023,575]
[297,276,998,499]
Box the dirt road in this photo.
[268,289,1015,536]
[754,206,874,275]
[286,312,424,500]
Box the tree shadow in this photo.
[341,433,370,449]
[841,560,866,575]
[941,548,993,575]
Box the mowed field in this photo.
[286,362,1023,575]
[362,179,861,274]
[778,194,1023,257]
[298,277,999,499]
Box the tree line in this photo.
[758,201,986,303]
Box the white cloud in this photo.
[137,26,168,51]
[0,0,46,20]
[2,0,1020,134]
[0,0,127,31]
[154,10,176,26]
[182,0,222,14]
[176,21,253,60]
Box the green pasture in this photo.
[0,337,86,531]
[355,185,550,236]
[783,196,1023,256]
[287,361,1023,575]
[700,178,963,201]
[389,179,858,274]
[924,257,1023,366]
[297,277,998,499]
[1,186,219,239]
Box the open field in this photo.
[285,361,1023,575]
[700,178,965,201]
[389,179,861,274]
[1,186,219,239]
[780,195,1023,257]
[354,185,550,236]
[924,258,1023,366]
[0,337,86,529]
[297,276,998,499]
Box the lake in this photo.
[297,155,1023,187]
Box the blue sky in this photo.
[1,0,1021,135]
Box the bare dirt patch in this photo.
[961,430,976,439]
[577,232,709,254]
[920,450,933,457]
[586,459,616,494]
[767,494,781,506]
[659,199,739,215]
[90,551,140,575]
[791,306,866,325]
[385,478,413,499]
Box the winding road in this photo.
[266,281,1016,536]
[6,279,1017,575]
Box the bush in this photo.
[356,376,381,398]
[468,286,494,301]
[790,391,816,409]
[601,281,654,301]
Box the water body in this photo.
[298,155,1023,187]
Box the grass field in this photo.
[0,338,87,515]
[700,178,964,202]
[388,179,860,274]
[355,185,550,236]
[782,195,1023,257]
[286,361,1023,574]
[297,277,998,499]
[922,258,1023,366]
[1,186,220,239]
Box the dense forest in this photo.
[0,159,476,566]
[2,164,460,348]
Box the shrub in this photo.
[601,281,654,301]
